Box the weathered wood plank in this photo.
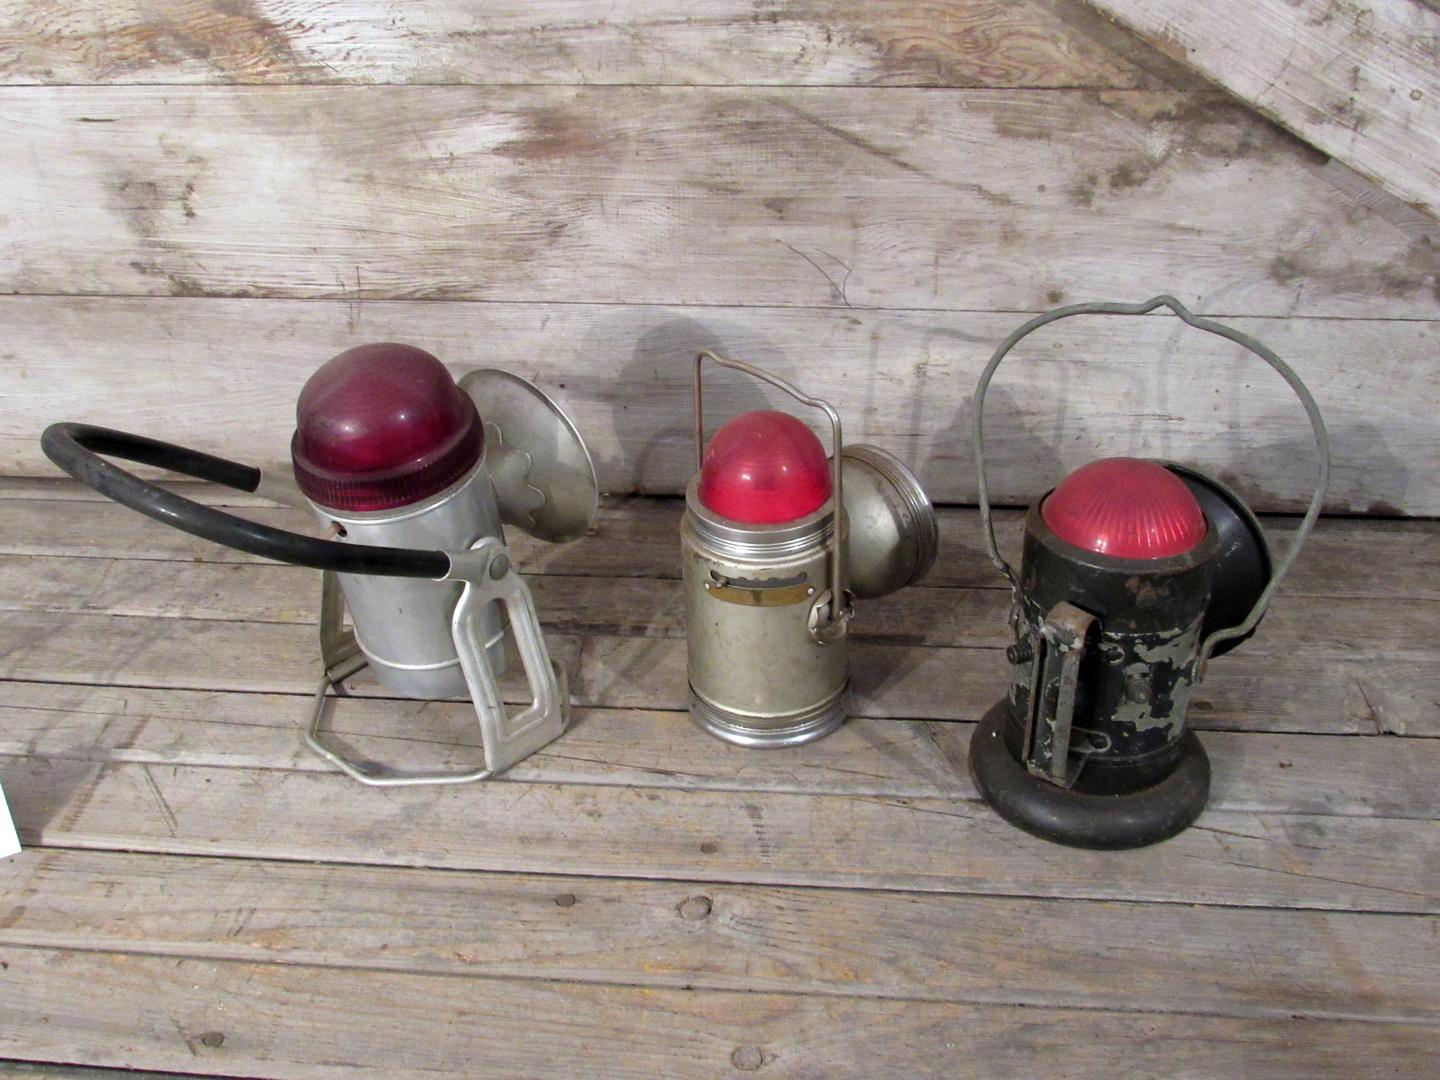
[1,552,1431,663]
[3,753,1437,913]
[8,303,1438,514]
[0,0,1189,89]
[580,632,1438,736]
[0,475,280,505]
[1086,0,1440,218]
[3,848,1436,1021]
[4,679,1434,817]
[4,483,1438,597]
[0,1065,201,1080]
[0,605,1432,734]
[4,946,1434,1079]
[2,88,1434,320]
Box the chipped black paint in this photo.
[1001,502,1216,796]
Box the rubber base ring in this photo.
[968,700,1210,850]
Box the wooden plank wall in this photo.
[0,1,1436,513]
[1084,0,1440,218]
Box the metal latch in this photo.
[1021,601,1098,788]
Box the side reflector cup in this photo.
[683,351,937,748]
[967,297,1330,850]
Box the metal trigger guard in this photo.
[306,537,569,786]
[971,295,1330,665]
[694,349,852,643]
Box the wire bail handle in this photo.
[694,349,850,641]
[971,295,1330,664]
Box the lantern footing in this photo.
[689,685,848,748]
[968,701,1210,850]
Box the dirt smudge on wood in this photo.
[496,104,614,162]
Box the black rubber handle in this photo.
[41,423,451,579]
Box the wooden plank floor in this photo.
[0,478,1437,1077]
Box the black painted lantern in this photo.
[967,296,1330,850]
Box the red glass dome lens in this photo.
[291,342,483,512]
[1042,457,1207,559]
[698,410,832,524]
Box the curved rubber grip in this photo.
[41,423,450,579]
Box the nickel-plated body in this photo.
[309,461,507,699]
[682,479,848,746]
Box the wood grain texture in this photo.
[2,678,1435,817]
[0,1066,198,1080]
[0,604,1432,735]
[0,0,1192,89]
[5,299,1437,512]
[3,752,1438,912]
[4,481,1439,599]
[3,848,1437,1021]
[3,551,1435,661]
[2,87,1435,318]
[4,946,1435,1079]
[1086,0,1440,218]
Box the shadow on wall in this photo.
[1209,419,1409,518]
[581,314,804,496]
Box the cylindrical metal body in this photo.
[1003,504,1218,793]
[308,461,507,699]
[682,479,848,746]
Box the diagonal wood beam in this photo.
[1083,0,1440,220]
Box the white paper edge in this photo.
[0,779,20,860]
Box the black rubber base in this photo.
[968,701,1210,850]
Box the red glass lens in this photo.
[291,343,483,512]
[1042,457,1207,559]
[698,410,832,524]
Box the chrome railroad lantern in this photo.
[683,350,938,747]
[967,297,1330,849]
[41,342,599,787]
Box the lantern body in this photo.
[682,480,848,746]
[1007,502,1216,790]
[310,466,507,699]
[292,343,508,699]
[970,465,1223,849]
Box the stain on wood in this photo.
[1084,0,1440,219]
[0,1,1196,88]
[2,86,1435,316]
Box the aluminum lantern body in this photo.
[41,343,599,789]
[967,297,1330,850]
[292,344,510,698]
[683,350,937,747]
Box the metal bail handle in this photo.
[307,537,568,786]
[694,349,850,640]
[971,295,1330,663]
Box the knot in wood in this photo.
[678,895,713,920]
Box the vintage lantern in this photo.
[683,349,938,746]
[967,297,1330,849]
[41,343,599,786]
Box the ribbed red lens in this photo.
[291,343,483,512]
[1042,457,1207,559]
[698,410,831,524]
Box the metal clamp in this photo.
[1021,602,1097,788]
[306,537,568,786]
[694,349,851,642]
[971,295,1330,664]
